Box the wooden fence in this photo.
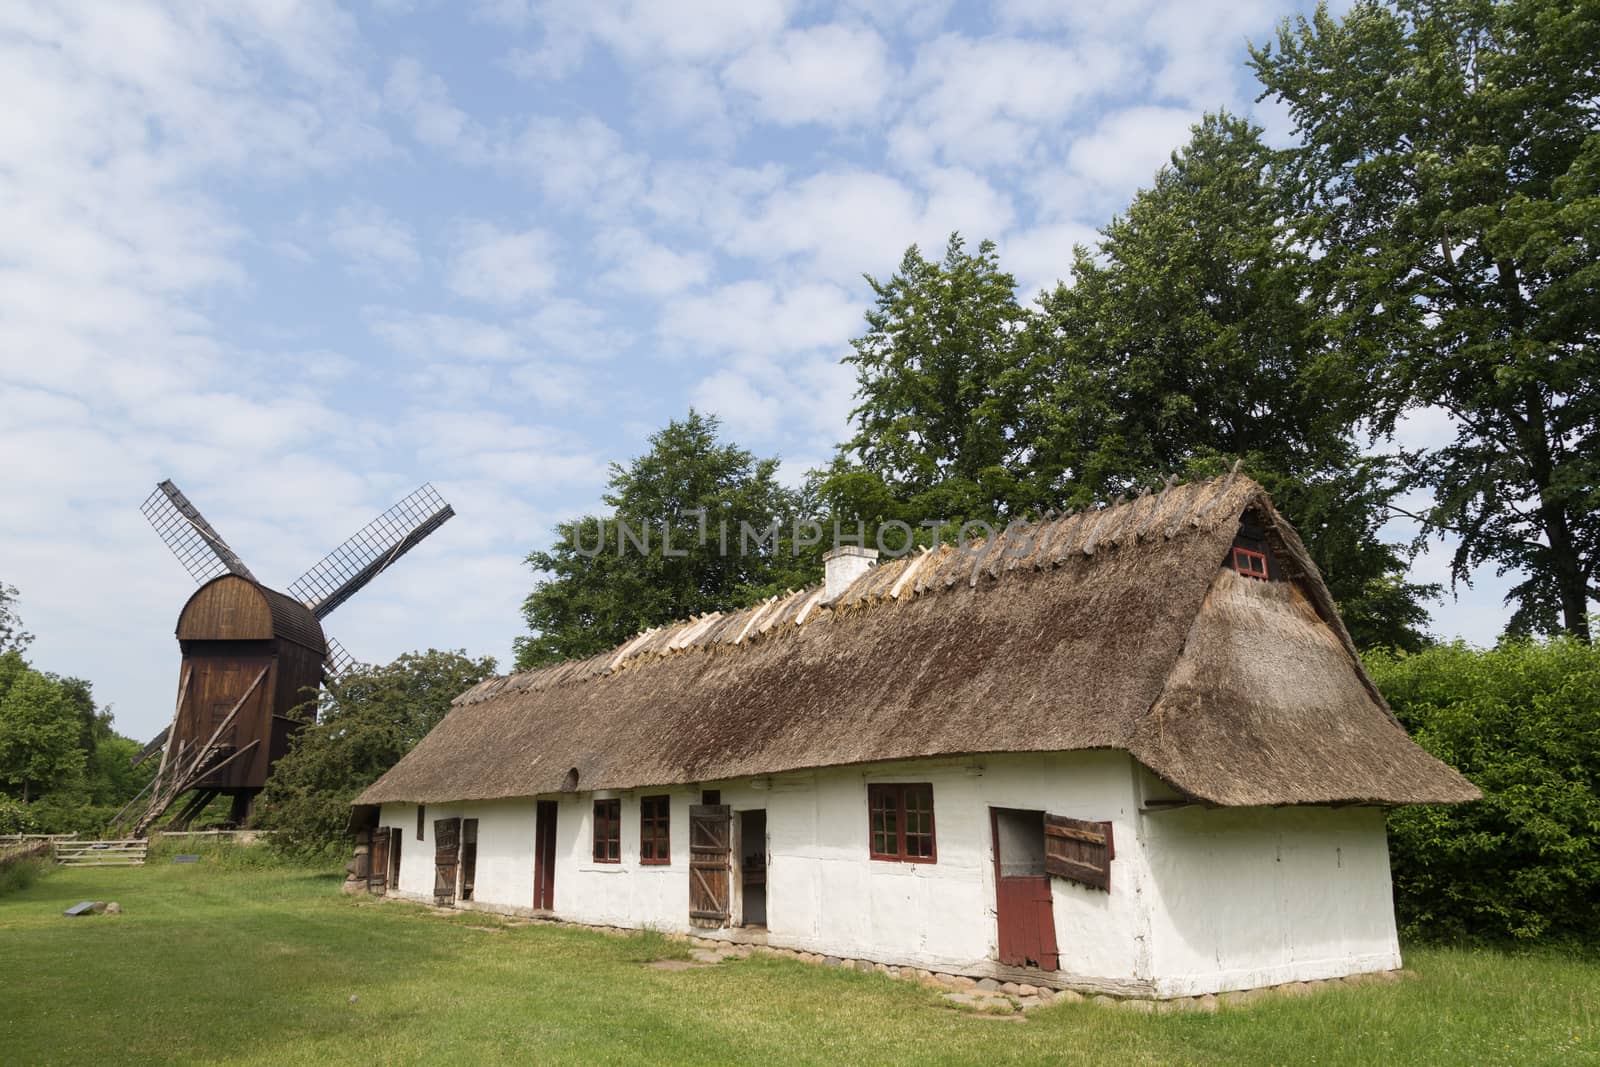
[54,839,148,867]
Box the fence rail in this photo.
[54,840,148,867]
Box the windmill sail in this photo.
[288,483,454,620]
[141,480,258,584]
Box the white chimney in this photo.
[823,545,878,602]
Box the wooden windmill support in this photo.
[130,666,268,839]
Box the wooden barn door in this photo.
[991,809,1059,971]
[532,801,557,911]
[367,828,389,894]
[433,817,461,906]
[688,804,731,927]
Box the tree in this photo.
[1253,0,1600,638]
[830,235,1030,524]
[515,411,809,669]
[0,657,86,802]
[1021,114,1436,649]
[0,581,32,653]
[260,649,496,858]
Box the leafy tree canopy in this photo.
[515,411,811,670]
[1253,0,1600,638]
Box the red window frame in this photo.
[867,783,937,863]
[592,798,621,863]
[1232,546,1269,580]
[639,795,671,865]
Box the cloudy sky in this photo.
[1,0,1519,741]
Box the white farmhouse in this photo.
[350,475,1477,998]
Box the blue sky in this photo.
[1,0,1524,741]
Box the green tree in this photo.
[515,411,809,669]
[0,581,32,653]
[828,235,1030,525]
[0,658,86,802]
[260,649,496,858]
[1253,0,1600,638]
[1368,633,1600,941]
[1022,114,1435,649]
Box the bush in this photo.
[0,842,52,896]
[1367,636,1600,942]
[0,793,38,834]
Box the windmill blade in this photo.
[323,635,358,679]
[288,483,454,620]
[141,479,258,584]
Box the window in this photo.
[868,783,936,863]
[416,804,426,841]
[1232,546,1269,580]
[592,798,621,863]
[701,789,721,804]
[640,795,671,864]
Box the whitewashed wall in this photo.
[376,752,1400,996]
[1140,804,1401,996]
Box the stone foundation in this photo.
[361,890,1406,1007]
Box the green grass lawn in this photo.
[1,856,1595,1066]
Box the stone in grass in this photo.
[172,854,200,864]
[105,902,121,915]
[689,949,723,964]
[974,977,1003,993]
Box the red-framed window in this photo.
[1232,546,1269,580]
[640,795,670,865]
[868,783,936,863]
[592,798,621,863]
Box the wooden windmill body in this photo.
[120,481,454,836]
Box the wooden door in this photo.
[368,828,389,894]
[533,801,557,911]
[433,817,461,906]
[991,809,1059,970]
[689,804,731,927]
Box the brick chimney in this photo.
[823,545,878,602]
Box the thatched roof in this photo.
[359,474,1478,808]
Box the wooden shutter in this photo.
[1043,814,1114,892]
[688,804,731,927]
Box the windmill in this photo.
[117,480,455,836]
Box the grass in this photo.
[0,856,1595,1066]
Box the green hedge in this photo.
[1367,636,1600,942]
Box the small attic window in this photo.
[1232,546,1269,580]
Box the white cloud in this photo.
[722,23,894,126]
[660,280,860,358]
[1064,105,1199,199]
[889,34,1132,169]
[328,201,421,282]
[594,228,712,297]
[447,222,559,305]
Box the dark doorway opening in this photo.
[739,809,767,928]
[991,808,1059,970]
[460,818,479,901]
[389,827,402,891]
[533,800,557,911]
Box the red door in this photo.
[533,801,557,911]
[991,809,1059,970]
